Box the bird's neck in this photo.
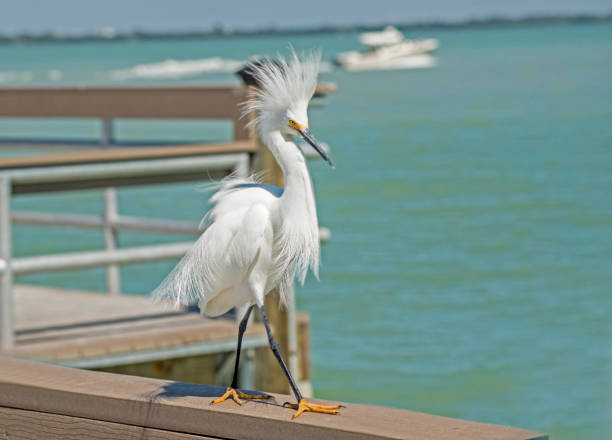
[264,130,317,218]
[262,129,320,283]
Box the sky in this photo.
[2,0,610,35]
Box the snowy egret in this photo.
[153,51,340,418]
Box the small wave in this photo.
[110,57,245,80]
[0,70,34,83]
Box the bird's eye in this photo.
[288,119,297,128]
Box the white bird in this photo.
[153,51,340,418]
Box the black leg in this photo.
[259,305,303,402]
[230,304,255,389]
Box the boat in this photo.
[334,26,438,71]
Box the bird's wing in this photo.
[153,184,276,311]
[199,177,282,231]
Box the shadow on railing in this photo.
[0,357,547,440]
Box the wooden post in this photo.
[101,119,120,295]
[0,176,13,348]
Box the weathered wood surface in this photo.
[0,407,216,440]
[8,285,266,365]
[0,84,334,118]
[0,140,257,170]
[0,357,547,440]
[0,85,252,141]
[14,284,175,332]
[0,83,334,144]
[0,86,247,119]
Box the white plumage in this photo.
[153,51,330,317]
[153,50,341,417]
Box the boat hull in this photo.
[334,53,437,71]
[334,38,439,71]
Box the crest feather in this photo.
[241,50,321,132]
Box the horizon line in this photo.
[1,11,611,44]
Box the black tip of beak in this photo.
[298,128,335,169]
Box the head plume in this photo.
[241,50,321,134]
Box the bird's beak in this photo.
[296,127,335,168]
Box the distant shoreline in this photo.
[2,13,610,45]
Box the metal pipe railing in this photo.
[11,211,331,240]
[9,242,194,275]
[0,152,251,348]
[0,82,335,373]
[6,154,247,187]
[0,85,256,350]
[11,211,201,234]
[101,118,120,294]
[0,177,13,349]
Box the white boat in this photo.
[334,26,438,71]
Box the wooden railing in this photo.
[0,84,330,394]
[0,85,550,439]
[0,85,256,349]
[0,85,251,140]
[0,357,547,440]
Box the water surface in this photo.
[1,23,610,439]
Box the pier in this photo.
[0,84,547,438]
[0,84,321,393]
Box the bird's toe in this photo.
[288,398,343,419]
[211,388,242,405]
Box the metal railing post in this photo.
[0,176,14,348]
[101,119,120,295]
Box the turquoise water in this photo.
[2,23,611,439]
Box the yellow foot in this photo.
[211,387,270,406]
[285,398,342,419]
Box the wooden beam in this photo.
[0,140,257,170]
[9,169,231,194]
[0,86,246,119]
[297,312,311,382]
[0,83,332,143]
[0,357,548,440]
[0,407,215,440]
[0,84,333,120]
